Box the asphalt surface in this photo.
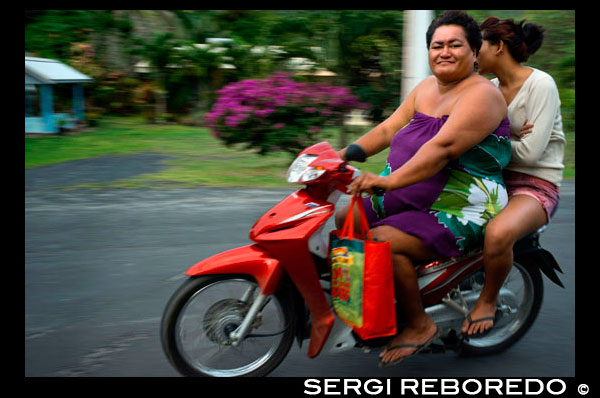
[25,152,172,190]
[25,154,576,379]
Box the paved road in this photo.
[25,158,575,378]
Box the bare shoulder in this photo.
[412,75,439,96]
[392,75,437,120]
[460,75,506,116]
[412,76,442,111]
[464,75,503,100]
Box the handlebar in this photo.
[371,187,386,196]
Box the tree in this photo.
[131,32,178,119]
[177,41,222,113]
[273,10,405,122]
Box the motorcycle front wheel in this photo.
[161,275,296,377]
[460,259,543,356]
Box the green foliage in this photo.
[25,10,574,169]
[25,10,92,60]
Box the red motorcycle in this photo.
[161,141,563,377]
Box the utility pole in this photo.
[401,10,434,102]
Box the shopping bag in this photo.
[329,194,397,340]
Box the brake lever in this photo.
[342,162,384,196]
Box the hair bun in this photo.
[521,20,545,56]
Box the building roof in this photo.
[25,56,92,84]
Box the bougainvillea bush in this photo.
[205,73,368,157]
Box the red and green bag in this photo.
[329,194,397,340]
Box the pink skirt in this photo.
[503,170,560,221]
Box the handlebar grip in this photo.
[344,143,367,163]
[372,187,385,196]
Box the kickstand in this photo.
[439,288,471,349]
[440,329,467,351]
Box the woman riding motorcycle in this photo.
[336,10,511,366]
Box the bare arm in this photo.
[349,81,506,194]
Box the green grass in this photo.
[25,117,389,189]
[25,116,574,189]
[563,127,575,180]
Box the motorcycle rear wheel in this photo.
[460,259,543,356]
[161,275,296,377]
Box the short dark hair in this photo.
[426,10,482,55]
[480,16,545,63]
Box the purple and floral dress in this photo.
[363,112,511,258]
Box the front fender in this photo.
[185,244,283,295]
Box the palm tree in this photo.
[132,32,177,119]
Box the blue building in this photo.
[25,56,92,134]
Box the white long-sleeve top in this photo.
[492,68,566,187]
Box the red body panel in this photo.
[186,245,283,295]
[185,143,349,359]
[250,189,336,358]
[187,186,338,358]
[418,252,484,306]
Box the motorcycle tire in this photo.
[460,259,544,356]
[161,274,297,377]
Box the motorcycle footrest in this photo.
[421,343,445,354]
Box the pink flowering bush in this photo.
[205,73,368,156]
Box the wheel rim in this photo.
[463,261,536,348]
[174,278,287,377]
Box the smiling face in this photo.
[428,24,477,83]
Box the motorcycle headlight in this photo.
[287,154,325,183]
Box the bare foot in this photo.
[379,317,438,365]
[461,300,497,336]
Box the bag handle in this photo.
[341,194,373,241]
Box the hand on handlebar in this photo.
[348,172,389,197]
